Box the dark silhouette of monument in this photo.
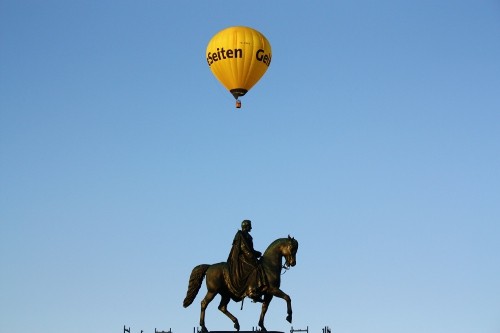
[183,220,299,332]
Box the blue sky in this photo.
[1,1,499,333]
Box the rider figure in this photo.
[227,220,267,302]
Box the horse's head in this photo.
[283,235,299,268]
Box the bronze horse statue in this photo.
[183,236,299,332]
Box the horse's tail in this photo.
[183,264,210,308]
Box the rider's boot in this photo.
[247,286,263,303]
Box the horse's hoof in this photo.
[201,326,209,333]
[234,322,240,331]
[260,326,267,332]
[286,314,292,323]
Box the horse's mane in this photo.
[263,236,298,255]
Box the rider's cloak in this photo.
[227,230,265,298]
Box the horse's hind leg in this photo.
[218,294,240,331]
[200,291,216,332]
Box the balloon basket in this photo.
[235,99,242,108]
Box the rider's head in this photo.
[241,220,252,232]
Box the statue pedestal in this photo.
[210,331,284,333]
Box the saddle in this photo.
[222,263,266,302]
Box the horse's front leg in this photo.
[258,294,274,331]
[266,287,292,324]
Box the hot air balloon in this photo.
[206,26,272,108]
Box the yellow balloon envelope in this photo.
[206,26,272,103]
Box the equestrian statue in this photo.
[183,220,299,332]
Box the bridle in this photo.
[281,242,296,275]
